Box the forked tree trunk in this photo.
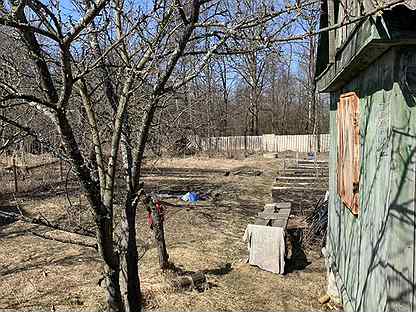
[85,19,142,311]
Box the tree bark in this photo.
[95,197,123,312]
[101,258,123,312]
[118,195,142,312]
[149,200,169,269]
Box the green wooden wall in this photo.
[328,46,416,312]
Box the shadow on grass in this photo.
[285,229,311,274]
[0,250,99,278]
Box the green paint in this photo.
[326,47,416,312]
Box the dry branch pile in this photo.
[303,195,328,249]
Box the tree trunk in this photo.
[155,222,169,270]
[149,200,169,269]
[85,22,142,311]
[117,109,142,312]
[119,195,142,312]
[95,209,124,312]
[254,98,259,136]
[102,262,123,312]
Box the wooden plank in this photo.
[275,176,328,182]
[278,170,328,178]
[289,166,328,172]
[275,182,326,187]
[196,135,331,154]
[276,176,327,182]
[282,167,327,172]
[264,203,278,211]
[256,216,289,223]
[280,169,328,174]
[272,186,327,192]
[337,92,360,215]
[296,165,328,170]
[295,160,328,165]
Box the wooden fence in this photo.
[195,134,329,153]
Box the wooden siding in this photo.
[328,47,416,312]
[386,46,416,312]
[316,5,416,93]
[316,17,385,92]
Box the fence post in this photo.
[317,134,321,153]
[262,135,267,152]
[12,155,18,193]
[59,160,63,182]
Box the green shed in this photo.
[315,1,416,311]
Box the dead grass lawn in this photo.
[0,155,326,311]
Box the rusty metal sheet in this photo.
[337,92,360,215]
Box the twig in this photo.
[0,210,95,237]
[25,160,59,171]
[65,163,74,208]
[12,193,23,216]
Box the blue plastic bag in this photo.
[189,192,199,202]
[181,192,199,202]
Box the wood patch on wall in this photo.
[337,92,360,215]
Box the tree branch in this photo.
[64,0,110,45]
[31,231,98,250]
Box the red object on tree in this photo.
[147,200,164,227]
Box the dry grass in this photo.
[0,153,56,167]
[0,155,327,311]
[0,153,63,194]
[151,155,285,170]
[0,221,104,310]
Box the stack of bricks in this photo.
[255,202,292,228]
